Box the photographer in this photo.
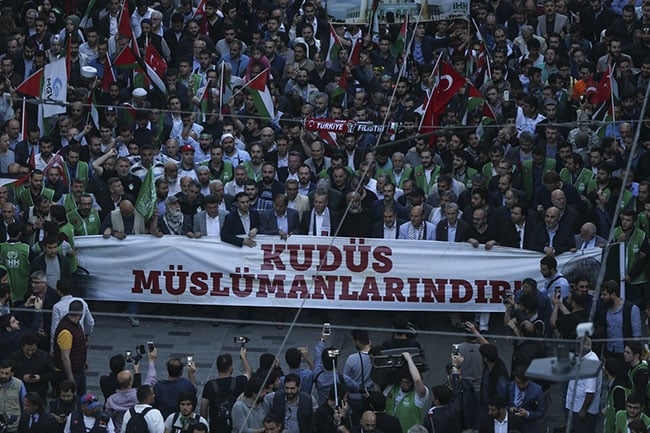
[164,392,207,433]
[550,288,589,340]
[442,354,479,432]
[105,347,158,433]
[503,293,547,375]
[314,330,360,406]
[384,352,430,433]
[154,356,197,418]
[314,383,352,433]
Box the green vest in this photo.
[0,241,31,303]
[385,385,427,433]
[454,166,478,188]
[614,227,647,284]
[64,161,89,187]
[559,167,593,195]
[482,162,496,180]
[243,161,263,182]
[66,209,101,236]
[59,222,77,273]
[413,165,441,196]
[521,158,556,200]
[604,384,630,433]
[614,409,650,433]
[17,186,55,208]
[201,160,234,184]
[637,213,650,239]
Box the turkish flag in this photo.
[145,42,167,79]
[430,62,467,116]
[592,66,617,106]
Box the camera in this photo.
[451,344,460,357]
[147,342,155,352]
[234,336,250,345]
[186,355,194,366]
[323,323,331,335]
[554,286,561,299]
[125,350,133,363]
[327,349,340,358]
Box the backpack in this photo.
[209,377,237,433]
[125,407,153,433]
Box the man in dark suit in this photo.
[300,191,341,236]
[221,192,260,247]
[479,394,524,433]
[18,271,59,353]
[17,392,58,433]
[367,391,402,433]
[424,385,459,433]
[507,203,538,250]
[436,203,470,242]
[371,206,405,239]
[260,194,300,239]
[507,368,546,433]
[529,207,574,255]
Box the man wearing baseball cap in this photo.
[64,393,116,433]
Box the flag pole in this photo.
[219,62,225,114]
[609,64,616,133]
[420,51,444,131]
[229,68,270,100]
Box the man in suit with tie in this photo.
[17,391,58,433]
[192,194,228,238]
[221,192,260,247]
[436,203,470,242]
[507,367,546,433]
[260,194,300,240]
[573,222,607,251]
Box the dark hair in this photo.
[109,354,126,374]
[350,329,370,345]
[137,385,154,402]
[177,391,197,408]
[479,344,500,363]
[283,372,301,387]
[216,353,233,372]
[432,385,451,405]
[167,358,184,377]
[285,348,301,369]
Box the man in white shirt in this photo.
[191,194,227,238]
[122,385,165,433]
[51,278,94,351]
[565,338,601,433]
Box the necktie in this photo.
[515,390,524,408]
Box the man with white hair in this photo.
[573,222,607,251]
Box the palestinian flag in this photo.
[248,70,274,120]
[392,14,408,57]
[326,24,342,67]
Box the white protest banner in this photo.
[74,235,601,311]
[425,0,470,21]
[41,58,67,118]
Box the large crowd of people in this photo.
[0,0,648,431]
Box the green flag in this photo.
[135,167,156,220]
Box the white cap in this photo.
[132,88,147,97]
[220,133,234,142]
[81,66,97,79]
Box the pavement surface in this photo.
[83,303,586,433]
